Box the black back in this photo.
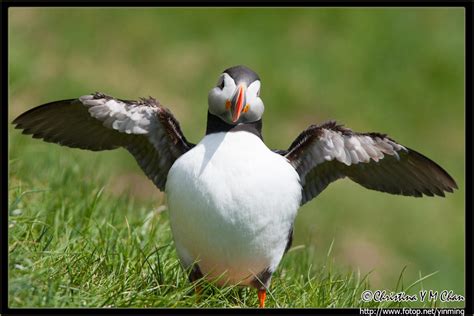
[223,65,260,86]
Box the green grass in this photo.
[7,156,446,308]
[7,134,461,308]
[8,7,465,308]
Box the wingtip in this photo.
[11,113,24,126]
[450,179,459,190]
[406,147,459,197]
[440,172,458,194]
[440,165,458,192]
[12,117,26,130]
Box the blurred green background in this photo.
[9,7,465,303]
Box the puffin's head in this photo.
[208,65,264,125]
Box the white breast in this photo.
[165,131,302,286]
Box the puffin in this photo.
[12,65,457,308]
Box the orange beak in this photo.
[231,85,246,123]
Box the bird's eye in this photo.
[217,77,225,90]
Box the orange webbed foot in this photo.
[257,289,266,308]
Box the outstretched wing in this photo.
[12,92,194,191]
[282,121,457,205]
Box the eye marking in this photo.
[243,104,250,113]
[225,100,231,110]
[218,77,225,89]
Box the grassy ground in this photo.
[6,152,446,308]
[8,8,465,308]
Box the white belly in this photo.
[165,131,302,286]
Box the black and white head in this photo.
[208,65,264,124]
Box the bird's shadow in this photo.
[198,133,227,176]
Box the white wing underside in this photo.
[13,92,193,190]
[296,128,405,185]
[80,95,157,135]
[284,121,457,204]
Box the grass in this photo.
[7,137,460,308]
[8,7,465,308]
[7,182,441,309]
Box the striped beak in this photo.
[231,84,246,123]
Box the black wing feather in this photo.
[281,121,457,205]
[12,93,194,191]
[14,99,128,150]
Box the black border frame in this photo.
[1,1,472,315]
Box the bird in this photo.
[12,65,457,308]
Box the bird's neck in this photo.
[205,111,263,140]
